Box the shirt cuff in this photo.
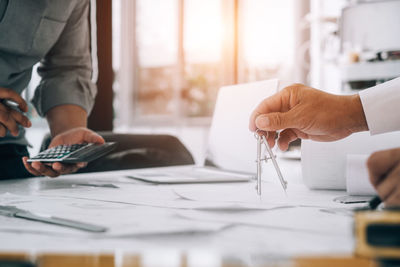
[32,76,97,117]
[359,77,400,135]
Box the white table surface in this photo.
[0,159,363,260]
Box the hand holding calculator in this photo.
[27,142,117,163]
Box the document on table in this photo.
[0,193,228,237]
[172,182,355,209]
[171,182,361,237]
[37,179,290,211]
[36,169,363,212]
[176,205,354,237]
[36,179,360,237]
[1,163,364,242]
[127,166,252,184]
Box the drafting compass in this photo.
[254,129,288,196]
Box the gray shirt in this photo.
[0,0,96,146]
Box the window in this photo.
[239,0,295,82]
[136,0,178,117]
[113,0,296,127]
[182,0,226,117]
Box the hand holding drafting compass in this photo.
[254,129,288,196]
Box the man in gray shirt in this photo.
[0,0,104,179]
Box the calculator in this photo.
[27,142,117,163]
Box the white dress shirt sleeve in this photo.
[359,77,400,135]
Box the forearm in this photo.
[46,104,88,137]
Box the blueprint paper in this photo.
[176,205,354,236]
[172,182,356,209]
[0,161,358,256]
[0,193,228,238]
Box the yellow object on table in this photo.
[355,209,400,259]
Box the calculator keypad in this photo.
[27,142,117,164]
[31,144,89,160]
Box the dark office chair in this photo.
[40,132,195,173]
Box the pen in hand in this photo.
[369,195,382,210]
[0,98,32,137]
[1,99,20,109]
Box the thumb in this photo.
[255,112,296,131]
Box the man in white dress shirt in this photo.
[249,77,400,206]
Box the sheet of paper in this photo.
[0,193,228,238]
[36,171,297,211]
[176,205,354,237]
[205,79,279,173]
[0,165,357,256]
[38,184,289,212]
[37,168,366,213]
[346,154,376,195]
[127,166,252,184]
[172,182,358,209]
[213,225,353,257]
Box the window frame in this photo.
[115,0,239,127]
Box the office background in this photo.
[23,0,400,163]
